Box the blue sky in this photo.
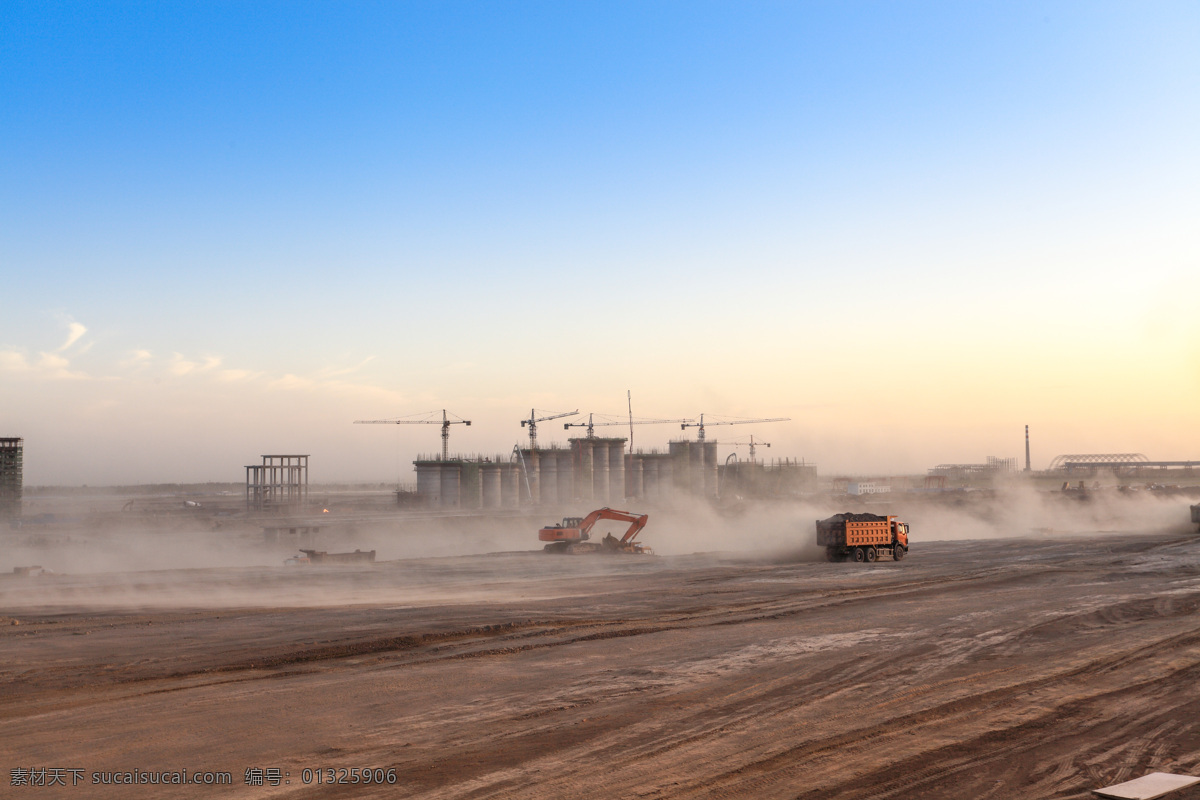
[2,2,1198,483]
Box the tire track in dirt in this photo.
[404,593,1200,800]
[1,563,1042,709]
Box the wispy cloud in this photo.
[317,356,375,379]
[217,368,262,382]
[0,348,89,380]
[57,321,87,352]
[0,350,31,373]
[7,321,398,403]
[119,349,154,369]
[168,353,222,376]
[268,374,315,390]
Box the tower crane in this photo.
[521,408,577,450]
[725,435,771,461]
[565,413,692,439]
[354,409,471,461]
[681,413,790,441]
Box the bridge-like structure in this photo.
[1048,453,1200,472]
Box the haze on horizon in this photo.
[2,2,1198,486]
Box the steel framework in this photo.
[1047,453,1148,470]
[246,454,309,511]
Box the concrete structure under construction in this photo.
[245,454,309,511]
[414,439,631,510]
[562,437,628,506]
[719,458,818,498]
[929,456,1016,482]
[627,452,675,501]
[666,439,719,496]
[0,438,22,518]
[412,436,811,508]
[413,456,522,509]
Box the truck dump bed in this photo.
[299,549,376,564]
[816,513,893,548]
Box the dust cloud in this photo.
[3,480,1195,610]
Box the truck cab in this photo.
[892,520,909,547]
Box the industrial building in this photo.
[0,437,22,518]
[1047,453,1200,475]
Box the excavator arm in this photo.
[579,508,650,544]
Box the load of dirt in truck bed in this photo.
[821,512,889,523]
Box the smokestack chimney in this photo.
[1025,425,1031,472]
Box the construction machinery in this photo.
[354,409,471,461]
[1192,504,1200,532]
[539,507,652,554]
[681,413,790,440]
[521,408,578,450]
[565,413,692,439]
[816,512,909,563]
[724,435,771,461]
[297,548,376,564]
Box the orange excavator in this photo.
[539,508,652,555]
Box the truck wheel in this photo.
[865,547,877,563]
[893,545,907,561]
[851,547,866,563]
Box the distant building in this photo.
[0,438,22,517]
[928,456,1016,482]
[719,458,818,498]
[848,482,891,496]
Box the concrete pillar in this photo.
[642,459,658,499]
[592,445,610,504]
[705,441,719,497]
[440,463,461,508]
[541,452,558,504]
[503,464,520,508]
[416,463,442,507]
[609,443,625,503]
[556,451,573,504]
[575,440,594,502]
[527,450,540,505]
[481,465,502,508]
[659,458,674,499]
[628,455,643,499]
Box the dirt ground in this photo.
[5,509,1200,798]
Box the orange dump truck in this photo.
[1192,504,1200,532]
[816,512,909,563]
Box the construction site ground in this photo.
[5,529,1200,799]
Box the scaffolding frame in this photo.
[245,454,309,511]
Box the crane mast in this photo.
[521,408,578,450]
[725,435,771,460]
